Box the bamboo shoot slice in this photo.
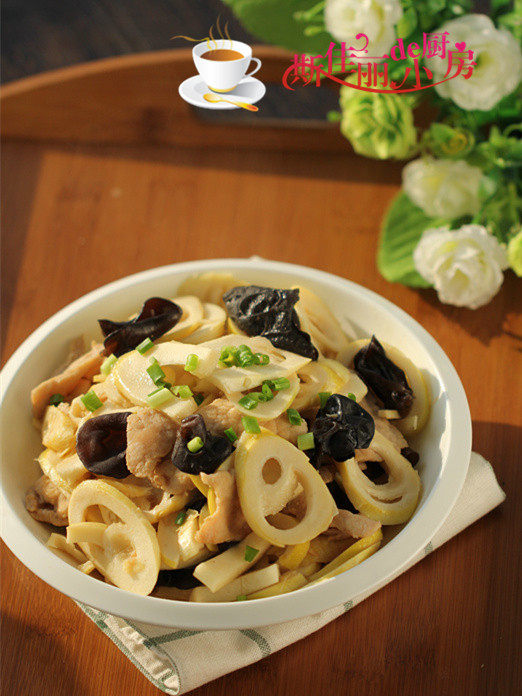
[228,374,299,421]
[159,296,204,341]
[179,303,226,344]
[157,509,210,570]
[235,431,336,546]
[190,564,280,602]
[308,529,383,582]
[294,287,350,358]
[247,570,306,599]
[68,480,160,595]
[307,542,381,585]
[336,430,421,524]
[193,532,270,592]
[343,338,431,435]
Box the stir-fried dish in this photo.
[26,274,430,602]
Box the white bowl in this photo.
[0,258,471,629]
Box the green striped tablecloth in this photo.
[80,452,505,694]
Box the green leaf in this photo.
[378,193,447,287]
[223,0,334,54]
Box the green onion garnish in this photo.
[81,391,103,412]
[318,391,331,408]
[238,395,258,410]
[236,594,247,601]
[347,392,356,401]
[253,353,270,365]
[49,393,65,407]
[224,427,238,443]
[185,353,199,372]
[175,510,186,525]
[100,354,117,376]
[236,344,255,367]
[250,391,268,403]
[267,377,290,391]
[287,408,302,426]
[193,393,205,406]
[172,385,193,399]
[136,338,154,355]
[261,383,274,401]
[187,436,204,453]
[297,432,315,451]
[147,358,166,385]
[219,347,238,367]
[244,545,259,562]
[242,416,260,434]
[146,387,173,408]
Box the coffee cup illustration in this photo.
[192,39,262,93]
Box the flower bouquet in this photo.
[223,0,522,308]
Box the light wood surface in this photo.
[1,50,520,696]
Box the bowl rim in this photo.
[0,257,471,629]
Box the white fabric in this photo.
[80,452,505,694]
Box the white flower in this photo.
[403,157,484,219]
[426,14,522,111]
[324,0,403,60]
[413,225,508,309]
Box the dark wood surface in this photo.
[1,50,521,696]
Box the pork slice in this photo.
[25,475,70,526]
[330,509,381,539]
[199,397,308,444]
[126,408,193,496]
[31,343,105,419]
[195,471,249,545]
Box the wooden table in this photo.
[1,50,520,696]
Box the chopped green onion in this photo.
[238,395,258,410]
[261,383,274,401]
[49,393,65,407]
[224,427,238,443]
[250,391,268,403]
[175,510,186,525]
[347,392,356,401]
[244,545,259,563]
[253,353,270,365]
[219,346,238,367]
[236,594,247,602]
[193,393,205,406]
[236,344,255,367]
[187,436,204,453]
[172,385,193,399]
[100,354,117,376]
[185,353,199,372]
[146,387,173,408]
[268,377,290,391]
[287,408,302,426]
[318,391,332,408]
[136,338,154,355]
[81,391,103,413]
[297,432,315,451]
[147,358,166,385]
[242,416,260,434]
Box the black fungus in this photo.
[401,446,420,468]
[156,568,201,590]
[171,414,233,475]
[76,411,131,478]
[222,285,318,360]
[311,394,375,467]
[353,336,413,417]
[98,297,182,357]
[326,479,358,513]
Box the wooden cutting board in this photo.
[1,48,520,696]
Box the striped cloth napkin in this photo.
[79,452,505,695]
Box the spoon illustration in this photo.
[203,93,259,112]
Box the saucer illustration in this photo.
[178,75,266,110]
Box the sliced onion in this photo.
[68,480,160,595]
[336,430,421,525]
[235,431,336,546]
